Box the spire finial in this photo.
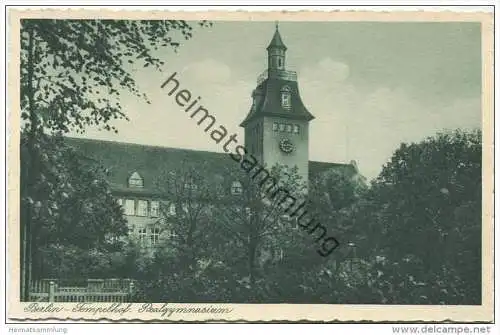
[267,21,287,51]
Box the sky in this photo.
[69,21,482,181]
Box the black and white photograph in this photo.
[5,7,494,323]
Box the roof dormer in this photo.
[128,171,144,188]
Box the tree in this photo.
[359,129,482,304]
[154,161,220,275]
[254,166,367,303]
[210,163,309,301]
[309,167,368,245]
[128,160,240,302]
[20,18,210,299]
[20,19,208,134]
[20,133,128,280]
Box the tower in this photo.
[240,24,315,183]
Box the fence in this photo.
[29,278,135,302]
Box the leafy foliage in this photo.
[154,161,223,271]
[20,133,128,279]
[19,20,481,305]
[129,163,366,303]
[19,19,210,294]
[20,19,209,134]
[352,129,482,304]
[130,129,482,304]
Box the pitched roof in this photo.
[267,27,287,51]
[64,137,357,197]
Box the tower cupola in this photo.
[267,23,287,70]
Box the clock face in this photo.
[279,138,294,154]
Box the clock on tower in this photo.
[240,23,315,183]
[279,138,294,154]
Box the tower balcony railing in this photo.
[257,69,297,85]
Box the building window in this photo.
[150,201,159,217]
[274,123,299,133]
[137,200,148,217]
[150,227,160,245]
[231,181,243,196]
[168,203,176,216]
[168,230,178,240]
[184,181,198,191]
[281,93,291,108]
[125,199,135,216]
[281,86,292,109]
[128,171,144,188]
[275,248,284,261]
[138,228,147,244]
[106,234,119,244]
[117,198,124,207]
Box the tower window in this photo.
[286,124,292,133]
[293,125,300,134]
[279,123,285,132]
[128,171,144,188]
[273,122,278,131]
[281,86,292,110]
[278,58,282,68]
[281,93,291,109]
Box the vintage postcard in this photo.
[6,8,494,322]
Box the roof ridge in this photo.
[64,137,354,167]
[63,136,231,157]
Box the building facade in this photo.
[66,26,361,252]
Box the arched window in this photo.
[281,86,292,110]
[128,171,144,188]
[231,181,243,195]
